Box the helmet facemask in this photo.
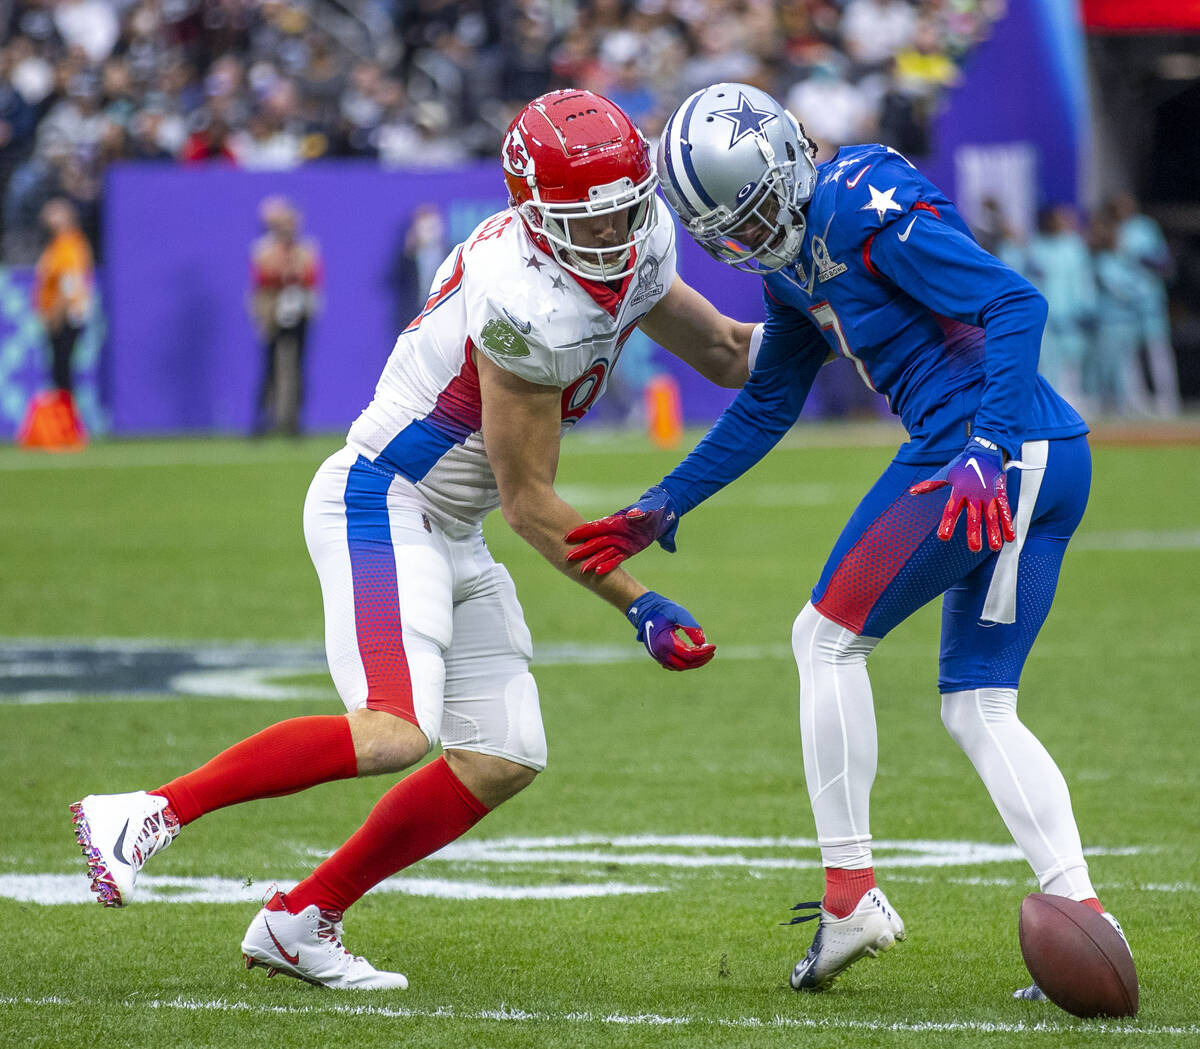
[688,135,808,274]
[519,173,659,281]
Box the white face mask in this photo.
[521,176,659,281]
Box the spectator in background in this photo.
[0,0,1013,264]
[33,196,94,395]
[786,50,875,157]
[879,14,960,157]
[839,0,917,76]
[972,195,1026,271]
[54,0,121,66]
[1086,213,1152,418]
[180,109,237,163]
[1023,205,1096,414]
[248,196,321,436]
[389,202,448,336]
[1108,191,1182,417]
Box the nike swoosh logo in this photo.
[501,308,532,335]
[966,457,986,486]
[112,819,132,867]
[897,216,918,242]
[264,918,301,965]
[845,166,869,189]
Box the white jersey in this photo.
[346,204,677,535]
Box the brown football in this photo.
[1018,893,1138,1018]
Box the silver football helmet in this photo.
[657,83,818,273]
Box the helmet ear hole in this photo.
[785,142,796,161]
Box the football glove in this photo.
[909,436,1016,553]
[625,590,715,672]
[565,485,680,575]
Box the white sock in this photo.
[792,602,879,870]
[941,687,1095,899]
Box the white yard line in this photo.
[0,994,1193,1036]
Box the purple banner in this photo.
[101,161,880,437]
[924,0,1086,208]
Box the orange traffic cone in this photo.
[644,374,683,450]
[18,390,87,450]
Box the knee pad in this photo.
[792,601,877,674]
[440,671,547,772]
[504,671,547,771]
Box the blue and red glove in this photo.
[909,436,1016,553]
[625,590,715,671]
[565,485,680,575]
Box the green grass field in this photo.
[2,425,1198,1048]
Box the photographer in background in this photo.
[248,195,321,436]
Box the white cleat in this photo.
[1014,910,1130,1002]
[69,791,179,907]
[789,887,906,991]
[241,885,409,991]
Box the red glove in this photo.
[565,485,679,575]
[909,437,1015,553]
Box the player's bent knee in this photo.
[792,601,874,673]
[444,748,538,810]
[346,707,431,775]
[940,688,1019,746]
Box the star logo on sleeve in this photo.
[711,92,779,147]
[861,184,903,222]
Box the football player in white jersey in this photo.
[69,89,757,990]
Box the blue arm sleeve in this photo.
[868,212,1047,458]
[657,297,825,516]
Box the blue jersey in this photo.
[661,144,1087,514]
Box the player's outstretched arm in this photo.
[477,351,714,670]
[566,316,825,575]
[564,485,678,575]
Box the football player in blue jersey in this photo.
[565,83,1132,998]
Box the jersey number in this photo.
[809,301,878,392]
[561,360,609,424]
[471,213,513,247]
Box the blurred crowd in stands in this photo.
[979,192,1182,419]
[0,0,1006,261]
[0,0,1188,414]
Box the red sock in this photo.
[1080,896,1104,914]
[285,756,489,914]
[824,866,877,918]
[152,715,358,825]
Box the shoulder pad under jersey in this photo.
[811,145,933,253]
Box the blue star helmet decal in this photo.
[711,91,778,148]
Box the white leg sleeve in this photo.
[941,688,1095,899]
[792,602,879,870]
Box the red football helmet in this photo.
[502,89,658,281]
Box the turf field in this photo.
[2,424,1198,1049]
